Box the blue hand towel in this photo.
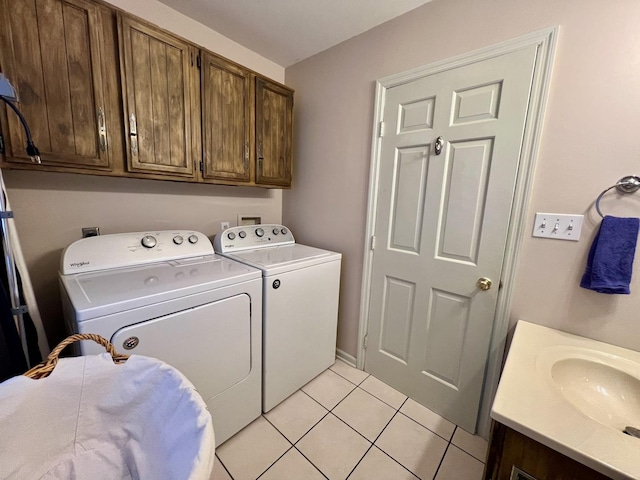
[580,216,640,294]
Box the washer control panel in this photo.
[61,230,214,274]
[214,224,295,253]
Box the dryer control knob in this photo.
[272,228,280,235]
[238,230,246,239]
[255,228,264,237]
[141,235,157,248]
[227,232,236,240]
[173,235,184,245]
[188,234,199,244]
[281,228,288,235]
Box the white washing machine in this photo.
[59,230,262,446]
[214,224,341,412]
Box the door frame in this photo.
[357,27,558,438]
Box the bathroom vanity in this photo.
[484,421,610,479]
[485,321,640,480]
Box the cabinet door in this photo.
[256,78,293,187]
[118,14,198,177]
[0,0,110,169]
[201,52,252,183]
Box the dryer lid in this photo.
[61,255,261,322]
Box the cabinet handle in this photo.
[97,108,107,152]
[244,142,250,165]
[257,141,263,162]
[129,113,138,156]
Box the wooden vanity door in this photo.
[0,0,110,169]
[118,14,198,177]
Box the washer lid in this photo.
[60,255,261,322]
[225,244,341,275]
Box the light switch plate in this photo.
[532,213,583,241]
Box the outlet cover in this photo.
[532,213,583,241]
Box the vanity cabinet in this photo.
[256,77,293,187]
[484,422,610,480]
[0,0,111,170]
[118,14,199,178]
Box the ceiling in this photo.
[156,0,434,67]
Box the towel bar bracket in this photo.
[615,176,640,194]
[595,175,640,218]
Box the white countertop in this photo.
[491,320,640,480]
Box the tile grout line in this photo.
[254,445,294,480]
[291,444,330,480]
[328,365,370,387]
[431,437,453,480]
[396,409,457,444]
[345,396,417,479]
[216,453,235,480]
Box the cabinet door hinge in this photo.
[378,121,385,137]
[196,54,201,69]
[363,334,368,350]
[370,235,376,250]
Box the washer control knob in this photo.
[273,228,280,235]
[227,232,236,240]
[256,228,264,237]
[281,228,288,235]
[141,235,157,248]
[238,230,246,239]
[188,234,199,244]
[173,235,184,245]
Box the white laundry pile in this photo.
[0,354,214,480]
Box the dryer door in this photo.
[111,294,251,403]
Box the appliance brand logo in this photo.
[69,261,90,268]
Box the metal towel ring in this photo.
[595,175,640,218]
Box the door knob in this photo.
[477,277,492,291]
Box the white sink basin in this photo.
[539,348,640,432]
[491,321,640,480]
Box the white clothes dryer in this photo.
[214,224,341,412]
[59,230,262,446]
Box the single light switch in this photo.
[532,213,583,241]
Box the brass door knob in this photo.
[477,277,492,291]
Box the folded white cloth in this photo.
[0,354,214,480]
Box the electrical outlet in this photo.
[532,213,583,241]
[82,227,100,238]
[221,222,230,231]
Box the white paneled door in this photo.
[364,45,537,431]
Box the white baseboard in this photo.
[336,348,357,367]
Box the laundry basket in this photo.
[0,334,215,480]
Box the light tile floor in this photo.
[212,360,488,480]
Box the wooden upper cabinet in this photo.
[118,14,199,177]
[201,52,253,183]
[0,0,110,169]
[256,77,293,187]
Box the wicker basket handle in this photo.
[24,333,129,379]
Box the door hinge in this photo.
[196,54,201,69]
[199,160,204,173]
[363,334,368,350]
[378,121,385,137]
[370,235,376,250]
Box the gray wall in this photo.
[284,0,640,356]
